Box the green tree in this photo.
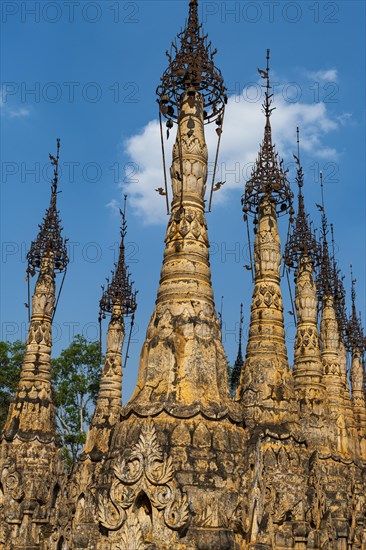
[0,336,102,466]
[0,340,25,432]
[51,335,102,464]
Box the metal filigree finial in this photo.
[330,224,347,341]
[316,172,333,299]
[262,48,274,121]
[242,50,293,221]
[315,174,347,339]
[157,0,227,125]
[26,138,69,276]
[99,196,137,318]
[236,302,244,363]
[230,303,244,394]
[284,128,320,269]
[345,266,365,353]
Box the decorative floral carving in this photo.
[98,421,189,534]
[113,516,144,550]
[1,466,24,502]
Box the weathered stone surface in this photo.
[1,1,365,548]
[0,254,65,548]
[236,196,296,426]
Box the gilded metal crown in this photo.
[99,201,137,318]
[284,130,320,269]
[345,267,365,353]
[242,50,293,220]
[157,0,227,125]
[26,139,69,276]
[316,213,347,340]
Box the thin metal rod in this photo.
[52,266,67,322]
[282,218,292,277]
[159,110,170,214]
[123,312,135,370]
[286,267,297,326]
[27,269,31,322]
[98,314,103,365]
[246,217,254,283]
[177,122,185,210]
[218,296,224,331]
[239,302,244,343]
[320,171,325,210]
[208,105,225,212]
[330,223,336,260]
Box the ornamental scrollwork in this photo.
[1,466,24,502]
[98,421,189,534]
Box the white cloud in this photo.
[306,69,338,82]
[118,87,349,225]
[336,112,353,126]
[0,86,30,119]
[7,107,30,118]
[106,199,120,215]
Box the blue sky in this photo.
[1,0,365,402]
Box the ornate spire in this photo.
[237,52,295,424]
[316,175,342,337]
[330,225,348,343]
[284,130,326,422]
[83,200,137,460]
[345,269,366,457]
[230,303,244,394]
[346,266,365,354]
[315,173,354,455]
[2,139,68,444]
[320,292,354,456]
[242,50,293,222]
[124,0,239,420]
[315,176,356,450]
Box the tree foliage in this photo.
[0,340,25,432]
[51,335,102,463]
[0,335,102,466]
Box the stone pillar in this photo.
[237,196,294,425]
[125,90,237,421]
[82,305,124,460]
[0,251,64,549]
[2,252,58,443]
[293,256,325,405]
[320,294,349,456]
[350,349,366,459]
